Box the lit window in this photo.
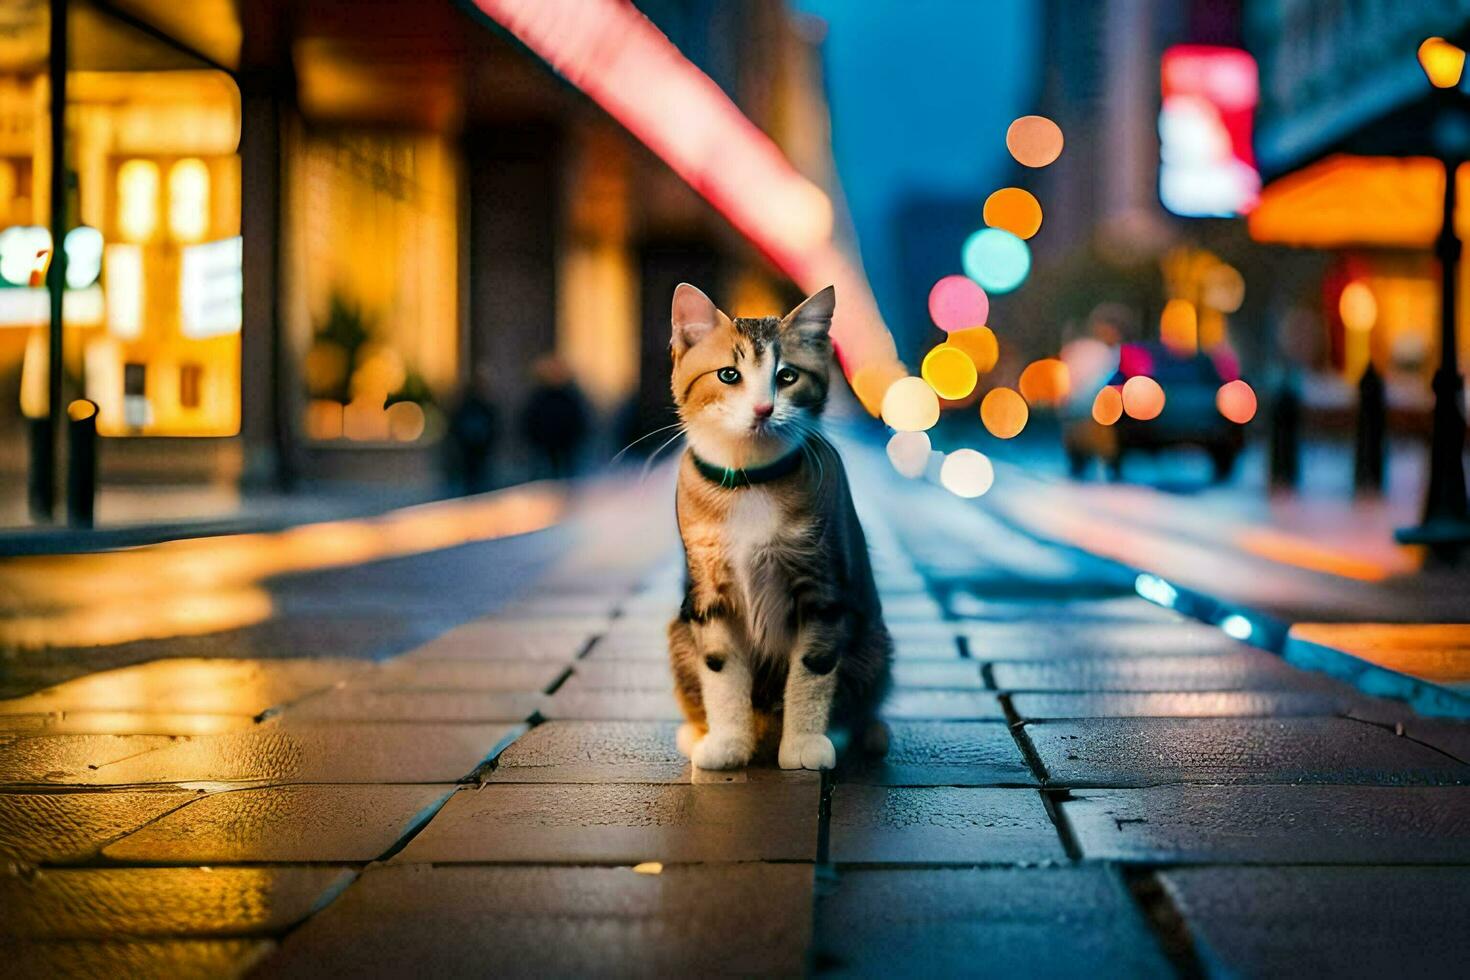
[117,159,160,242]
[104,244,144,340]
[168,158,210,242]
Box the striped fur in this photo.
[666,283,892,770]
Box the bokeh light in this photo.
[921,344,978,400]
[1060,337,1119,391]
[881,376,941,432]
[387,401,427,441]
[1339,280,1377,332]
[928,274,990,332]
[1119,344,1154,378]
[1202,263,1245,313]
[1419,36,1467,89]
[939,448,995,498]
[980,387,1028,439]
[1018,358,1070,406]
[1159,298,1199,354]
[983,187,1043,240]
[1092,385,1123,425]
[947,326,999,373]
[962,228,1031,294]
[1006,115,1064,168]
[850,360,907,416]
[886,430,931,478]
[1122,375,1166,420]
[1216,379,1257,424]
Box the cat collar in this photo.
[690,443,805,488]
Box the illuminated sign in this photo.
[470,0,902,376]
[180,235,242,338]
[0,225,103,288]
[1159,45,1260,218]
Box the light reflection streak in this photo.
[0,485,566,648]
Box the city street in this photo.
[4,442,1469,977]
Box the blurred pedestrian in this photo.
[443,364,499,496]
[521,354,589,480]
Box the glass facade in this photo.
[0,2,242,450]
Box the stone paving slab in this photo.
[1063,785,1470,863]
[1158,866,1470,977]
[0,658,363,717]
[885,622,967,646]
[877,594,948,621]
[950,593,1180,623]
[404,622,597,662]
[1010,690,1354,720]
[562,655,983,691]
[581,635,669,660]
[394,781,819,863]
[1026,716,1470,787]
[0,734,180,786]
[882,690,1005,721]
[0,712,262,736]
[815,867,1171,978]
[889,660,986,689]
[103,784,456,863]
[842,722,1036,786]
[990,653,1338,692]
[75,723,517,785]
[828,786,1066,864]
[368,659,566,692]
[0,788,203,865]
[537,689,682,721]
[0,866,355,939]
[486,721,692,782]
[562,660,670,690]
[261,863,813,977]
[8,938,274,980]
[1397,718,1470,764]
[890,639,967,660]
[965,621,1251,660]
[499,595,624,618]
[282,689,541,724]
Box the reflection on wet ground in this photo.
[0,484,564,646]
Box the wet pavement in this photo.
[3,449,1470,977]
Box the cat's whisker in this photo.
[610,422,688,467]
[638,429,687,484]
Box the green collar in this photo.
[691,443,804,488]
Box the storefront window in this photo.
[288,128,458,445]
[0,2,244,444]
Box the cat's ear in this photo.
[671,283,723,355]
[783,285,835,341]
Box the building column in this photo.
[237,74,294,491]
[465,123,562,482]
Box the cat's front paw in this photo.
[692,731,753,770]
[675,722,703,758]
[779,732,836,771]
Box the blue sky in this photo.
[793,0,1040,352]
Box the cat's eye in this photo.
[716,367,741,385]
[776,367,799,387]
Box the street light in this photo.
[1418,37,1466,90]
[1398,37,1470,559]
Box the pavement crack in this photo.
[1122,868,1208,980]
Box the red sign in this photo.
[1159,45,1260,217]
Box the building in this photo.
[0,0,845,520]
[1248,1,1470,396]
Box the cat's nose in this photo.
[753,402,774,419]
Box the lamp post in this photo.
[1398,37,1470,559]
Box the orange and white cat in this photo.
[665,283,891,771]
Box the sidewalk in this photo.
[985,451,1470,715]
[3,448,1469,977]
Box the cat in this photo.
[665,282,891,771]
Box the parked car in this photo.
[1064,342,1245,482]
